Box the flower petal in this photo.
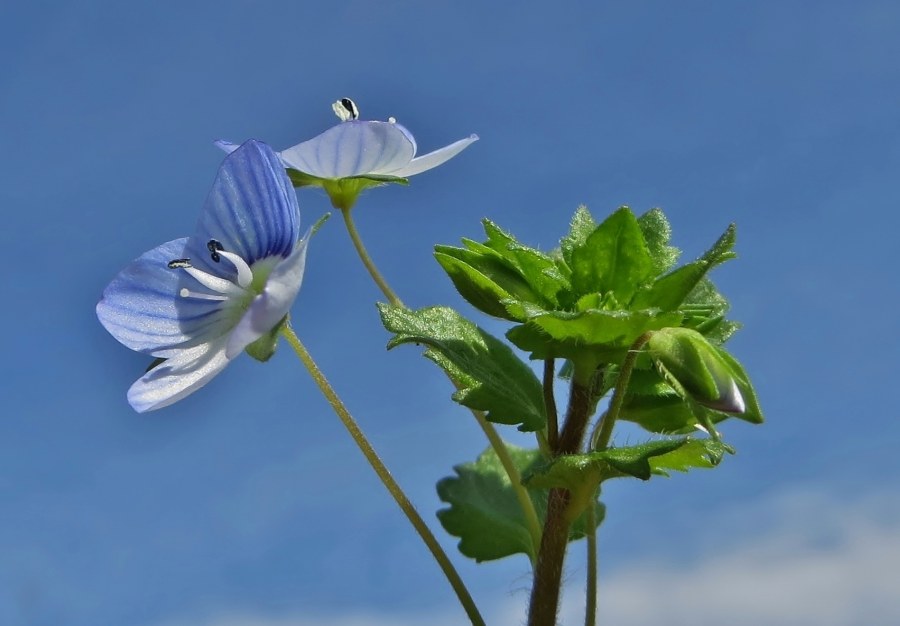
[127,339,232,412]
[225,233,310,359]
[278,121,415,179]
[386,134,479,177]
[195,140,300,268]
[96,238,231,355]
[213,139,239,155]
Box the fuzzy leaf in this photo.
[568,207,654,302]
[380,305,546,431]
[506,306,682,362]
[637,208,680,274]
[525,438,733,499]
[437,444,605,562]
[631,224,736,311]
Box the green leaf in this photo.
[524,438,734,515]
[379,305,546,431]
[437,444,605,562]
[434,248,522,320]
[647,438,735,476]
[631,224,737,311]
[560,205,596,270]
[568,207,655,303]
[681,279,740,344]
[637,208,681,274]
[506,306,682,363]
[481,220,570,305]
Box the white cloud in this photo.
[151,487,900,626]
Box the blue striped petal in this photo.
[279,121,415,178]
[96,238,231,355]
[195,140,300,267]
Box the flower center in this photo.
[167,239,256,302]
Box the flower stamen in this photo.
[333,97,360,122]
[167,241,253,300]
[215,249,253,289]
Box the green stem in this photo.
[584,489,598,626]
[471,407,543,559]
[281,324,485,626]
[340,207,404,307]
[338,207,543,555]
[582,333,652,626]
[592,332,653,452]
[528,377,595,626]
[543,359,559,451]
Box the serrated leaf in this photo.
[505,306,682,363]
[379,305,546,431]
[648,438,735,476]
[437,444,605,562]
[569,207,655,303]
[631,224,737,311]
[525,438,733,496]
[637,208,681,274]
[681,279,739,343]
[481,220,570,305]
[434,249,520,320]
[560,205,596,270]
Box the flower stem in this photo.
[592,332,653,452]
[471,406,543,560]
[582,332,653,626]
[340,207,404,307]
[337,207,543,557]
[281,324,485,626]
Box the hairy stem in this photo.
[528,377,595,626]
[584,491,598,626]
[543,359,559,451]
[471,407,543,560]
[593,332,653,452]
[340,207,404,307]
[281,324,485,626]
[338,208,543,554]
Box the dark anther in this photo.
[167,259,192,269]
[340,98,359,120]
[207,239,224,263]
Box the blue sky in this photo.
[2,1,899,625]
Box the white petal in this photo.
[214,140,240,155]
[278,121,415,178]
[225,234,310,359]
[127,339,232,412]
[386,134,479,177]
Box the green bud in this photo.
[245,315,289,363]
[646,328,746,414]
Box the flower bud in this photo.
[646,328,746,414]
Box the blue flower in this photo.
[216,98,478,209]
[96,140,309,412]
